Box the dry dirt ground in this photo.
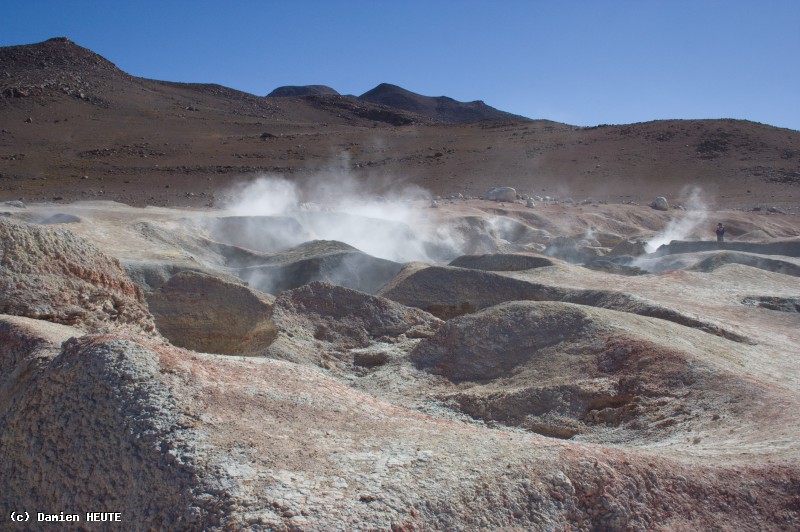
[1,196,799,530]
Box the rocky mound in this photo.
[238,240,403,295]
[0,36,122,79]
[0,316,230,528]
[0,218,154,332]
[409,301,781,442]
[358,83,524,123]
[266,85,340,97]
[3,310,797,530]
[145,271,276,356]
[448,253,554,271]
[444,215,550,255]
[654,239,800,258]
[378,263,745,341]
[688,251,800,277]
[265,281,441,368]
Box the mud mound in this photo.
[583,258,648,276]
[0,218,154,332]
[411,302,591,382]
[0,319,229,528]
[410,301,772,441]
[448,253,555,271]
[379,263,747,341]
[145,271,276,355]
[688,251,800,276]
[266,281,441,367]
[239,240,403,295]
[544,236,607,263]
[654,239,800,258]
[379,263,560,319]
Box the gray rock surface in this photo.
[483,186,517,202]
[650,196,669,210]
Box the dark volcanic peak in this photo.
[267,85,340,97]
[358,82,525,124]
[0,36,122,77]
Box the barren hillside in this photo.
[1,38,798,211]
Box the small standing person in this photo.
[716,223,725,242]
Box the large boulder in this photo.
[650,196,669,211]
[0,218,154,333]
[483,187,517,202]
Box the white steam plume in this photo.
[645,187,709,253]
[220,173,450,263]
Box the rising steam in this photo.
[645,187,709,253]
[220,173,454,263]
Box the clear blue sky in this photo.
[3,0,799,130]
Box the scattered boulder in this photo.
[1,200,25,209]
[483,186,517,202]
[650,197,669,211]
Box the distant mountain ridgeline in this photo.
[268,82,523,124]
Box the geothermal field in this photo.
[1,37,800,530]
